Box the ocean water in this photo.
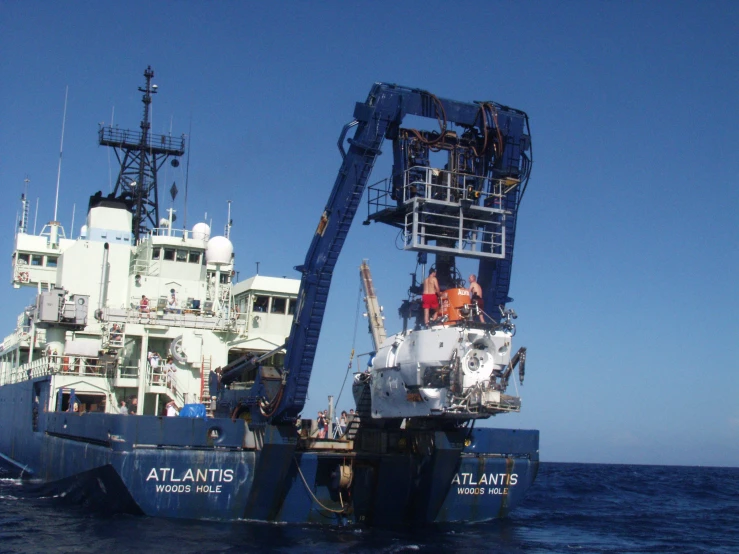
[1,462,737,553]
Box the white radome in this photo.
[192,222,211,241]
[206,236,233,264]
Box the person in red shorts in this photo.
[468,274,485,323]
[422,268,441,325]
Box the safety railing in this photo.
[367,166,508,214]
[403,202,505,257]
[119,304,243,333]
[0,355,138,385]
[116,364,139,379]
[368,166,509,259]
[148,227,193,240]
[146,362,186,408]
[98,126,185,155]
[130,256,160,277]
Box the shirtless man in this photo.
[468,274,485,323]
[422,268,441,325]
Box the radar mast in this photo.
[98,66,185,241]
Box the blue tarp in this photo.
[179,403,206,418]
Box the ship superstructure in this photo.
[1,68,296,418]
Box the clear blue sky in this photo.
[1,1,737,467]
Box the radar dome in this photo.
[159,218,170,228]
[206,236,233,264]
[192,222,211,241]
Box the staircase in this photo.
[199,356,214,416]
[145,361,186,409]
[344,378,372,440]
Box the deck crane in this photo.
[360,260,387,351]
[220,83,531,428]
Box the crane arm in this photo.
[270,84,530,422]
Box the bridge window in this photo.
[163,248,175,261]
[188,251,201,264]
[288,299,297,315]
[271,297,286,314]
[152,247,161,260]
[31,255,43,266]
[253,296,269,312]
[17,253,30,264]
[176,249,188,262]
[46,256,58,268]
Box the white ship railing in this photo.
[116,364,139,379]
[145,362,187,408]
[96,306,245,334]
[0,355,138,385]
[149,227,194,240]
[366,166,511,259]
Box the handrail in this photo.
[117,305,242,332]
[146,361,186,408]
[0,355,138,385]
[368,166,508,213]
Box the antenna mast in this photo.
[225,200,232,238]
[19,177,30,235]
[53,86,68,222]
[99,66,185,242]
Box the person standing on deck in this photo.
[165,401,178,417]
[317,411,327,438]
[164,356,177,396]
[422,268,441,326]
[339,411,348,436]
[468,274,485,323]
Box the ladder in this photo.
[199,356,214,416]
[344,378,372,440]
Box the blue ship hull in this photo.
[0,377,539,524]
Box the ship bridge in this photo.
[12,224,75,289]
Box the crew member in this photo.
[468,274,484,323]
[166,401,178,417]
[422,268,441,326]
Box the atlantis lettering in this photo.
[451,473,518,496]
[146,468,234,494]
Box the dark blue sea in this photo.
[1,463,737,553]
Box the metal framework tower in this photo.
[98,66,185,241]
